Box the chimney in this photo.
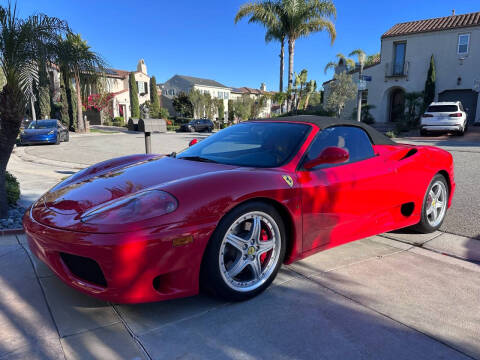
[452,9,456,16]
[260,82,267,92]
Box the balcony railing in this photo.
[385,61,409,79]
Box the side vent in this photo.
[401,202,415,217]
[400,148,417,160]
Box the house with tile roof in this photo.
[230,83,273,118]
[323,10,480,124]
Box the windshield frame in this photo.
[177,121,312,168]
[27,120,57,129]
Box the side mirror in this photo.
[304,146,349,170]
[189,139,198,147]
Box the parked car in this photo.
[19,119,69,145]
[420,101,468,136]
[179,119,213,132]
[24,116,454,304]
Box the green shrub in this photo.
[6,172,20,205]
[112,116,124,127]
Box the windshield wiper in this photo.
[179,156,218,163]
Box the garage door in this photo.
[438,89,478,124]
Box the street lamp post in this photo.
[356,61,364,123]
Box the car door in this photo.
[297,126,394,252]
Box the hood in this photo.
[36,156,237,218]
[23,128,56,135]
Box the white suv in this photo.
[420,101,468,136]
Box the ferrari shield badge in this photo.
[282,175,294,188]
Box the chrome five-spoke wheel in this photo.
[425,180,447,227]
[219,211,281,292]
[415,174,449,233]
[202,201,285,301]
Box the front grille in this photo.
[60,252,107,287]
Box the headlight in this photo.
[48,130,55,135]
[81,190,178,225]
[20,130,25,135]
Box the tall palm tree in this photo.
[235,1,286,92]
[0,3,68,217]
[56,33,105,133]
[274,0,336,95]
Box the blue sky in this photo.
[9,0,480,91]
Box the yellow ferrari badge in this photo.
[282,175,294,188]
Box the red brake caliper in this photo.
[260,228,269,263]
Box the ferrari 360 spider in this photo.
[24,116,455,303]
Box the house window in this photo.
[224,92,229,100]
[458,34,470,55]
[393,42,406,76]
[217,91,223,99]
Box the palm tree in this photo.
[56,33,105,133]
[349,49,366,66]
[273,0,336,96]
[0,3,68,217]
[324,53,355,74]
[235,1,286,92]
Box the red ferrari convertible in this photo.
[24,116,455,303]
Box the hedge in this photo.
[6,172,20,205]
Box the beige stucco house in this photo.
[160,75,231,119]
[230,83,272,118]
[323,11,480,124]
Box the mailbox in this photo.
[138,118,167,154]
[127,118,139,131]
[138,118,167,133]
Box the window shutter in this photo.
[145,82,148,94]
[136,81,139,93]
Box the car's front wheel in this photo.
[201,201,286,301]
[414,174,449,233]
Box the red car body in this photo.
[24,118,455,303]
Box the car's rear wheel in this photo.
[414,174,449,233]
[64,132,70,142]
[201,201,286,301]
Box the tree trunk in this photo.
[0,84,24,218]
[279,38,284,93]
[287,37,295,112]
[75,74,84,133]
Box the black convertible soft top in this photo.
[250,115,396,146]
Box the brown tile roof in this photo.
[382,11,480,38]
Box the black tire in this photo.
[64,132,69,142]
[208,127,213,133]
[55,136,60,145]
[420,129,428,136]
[189,127,195,133]
[414,174,449,233]
[201,201,286,301]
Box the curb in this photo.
[13,146,86,170]
[380,231,480,264]
[0,228,24,236]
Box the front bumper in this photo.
[20,134,57,144]
[24,210,216,303]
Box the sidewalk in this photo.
[1,233,478,359]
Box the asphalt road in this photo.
[8,128,480,239]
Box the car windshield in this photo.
[28,120,57,129]
[177,122,311,168]
[427,105,458,113]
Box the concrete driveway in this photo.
[1,233,479,359]
[3,129,480,359]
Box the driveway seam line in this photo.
[17,238,67,360]
[111,304,153,360]
[287,265,477,360]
